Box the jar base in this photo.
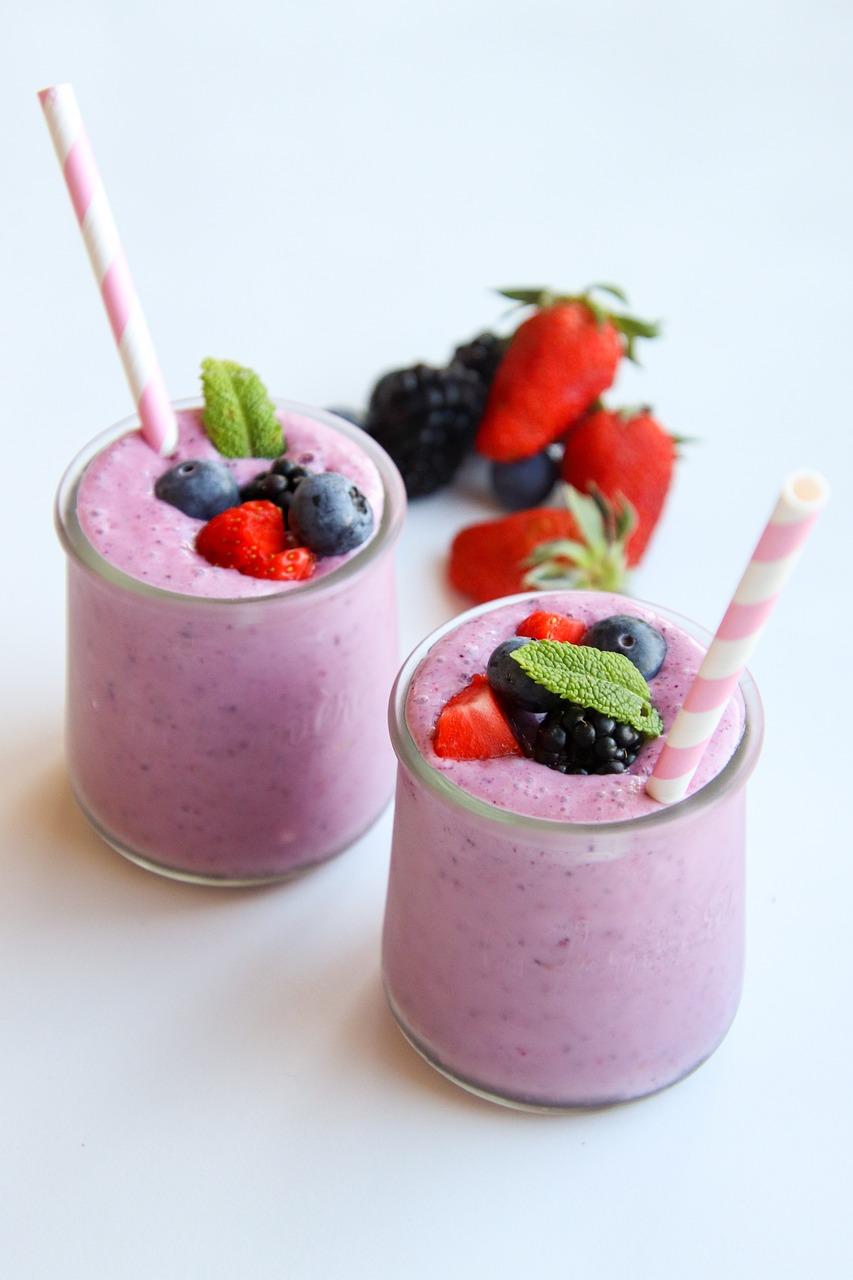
[385,985,732,1113]
[72,785,392,888]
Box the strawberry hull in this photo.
[382,591,763,1108]
[57,402,406,884]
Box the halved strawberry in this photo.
[264,546,316,581]
[516,611,586,643]
[433,675,521,760]
[196,500,316,582]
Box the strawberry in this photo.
[448,486,634,604]
[561,407,676,565]
[475,285,658,462]
[516,611,586,643]
[196,500,316,581]
[433,675,521,760]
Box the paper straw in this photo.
[38,83,178,456]
[646,470,829,806]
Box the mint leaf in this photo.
[201,358,284,458]
[511,640,663,737]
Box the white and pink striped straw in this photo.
[38,83,178,456]
[646,470,829,806]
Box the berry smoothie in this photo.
[57,399,406,883]
[382,591,763,1108]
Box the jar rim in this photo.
[55,397,407,606]
[388,591,765,837]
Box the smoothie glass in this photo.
[56,399,406,885]
[382,593,764,1110]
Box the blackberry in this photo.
[365,363,485,498]
[532,703,644,776]
[451,332,507,390]
[240,458,312,515]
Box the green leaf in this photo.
[200,358,284,458]
[587,282,629,303]
[564,485,606,549]
[495,287,551,305]
[510,640,663,737]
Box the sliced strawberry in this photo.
[433,675,522,761]
[263,546,316,581]
[516,611,586,643]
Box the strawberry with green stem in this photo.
[475,284,659,462]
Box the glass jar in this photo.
[382,594,764,1110]
[56,400,406,885]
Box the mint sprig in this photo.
[510,640,663,737]
[201,358,284,458]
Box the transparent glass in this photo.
[382,593,764,1110]
[56,399,406,885]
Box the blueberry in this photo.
[288,472,374,556]
[584,614,667,680]
[154,459,240,520]
[486,638,562,712]
[491,450,559,511]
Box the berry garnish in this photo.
[561,406,676,564]
[195,500,315,582]
[510,639,663,736]
[288,472,374,556]
[533,704,645,775]
[486,639,562,713]
[516,612,586,644]
[200,358,284,458]
[583,615,667,680]
[154,459,240,520]
[240,457,312,513]
[433,674,522,760]
[476,285,658,462]
[491,449,559,510]
[365,362,485,498]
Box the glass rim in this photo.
[55,396,407,606]
[388,591,765,837]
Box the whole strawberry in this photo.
[475,285,658,462]
[448,486,634,603]
[561,407,676,565]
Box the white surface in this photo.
[2,3,852,1277]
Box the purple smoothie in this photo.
[57,401,406,883]
[382,591,763,1108]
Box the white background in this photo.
[2,2,852,1277]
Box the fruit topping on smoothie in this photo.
[240,457,314,513]
[433,675,522,761]
[154,459,240,519]
[516,610,585,643]
[196,501,316,581]
[288,472,375,555]
[432,617,665,775]
[584,614,667,679]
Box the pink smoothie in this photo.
[58,402,405,883]
[382,591,762,1108]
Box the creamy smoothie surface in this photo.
[76,408,385,598]
[405,590,744,823]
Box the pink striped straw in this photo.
[38,83,178,456]
[646,470,829,806]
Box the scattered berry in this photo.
[584,615,667,680]
[486,638,562,713]
[451,332,507,389]
[449,506,580,603]
[365,363,485,497]
[491,449,559,510]
[240,457,312,514]
[532,703,645,775]
[288,472,374,556]
[476,285,657,462]
[154,459,240,520]
[195,500,315,582]
[516,612,586,643]
[433,674,521,760]
[561,407,675,564]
